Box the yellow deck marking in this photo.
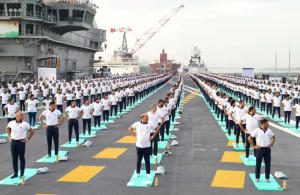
[211,170,245,189]
[116,136,136,144]
[227,140,242,146]
[182,90,199,104]
[93,148,128,159]
[221,151,245,163]
[57,166,105,182]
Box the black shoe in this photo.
[10,174,18,179]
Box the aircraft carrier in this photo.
[0,0,106,81]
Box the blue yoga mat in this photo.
[127,170,156,188]
[249,173,283,191]
[61,138,85,148]
[220,126,227,133]
[142,153,163,165]
[289,127,300,134]
[36,150,68,163]
[102,120,114,124]
[0,168,38,185]
[240,155,264,167]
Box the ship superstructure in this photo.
[0,0,106,81]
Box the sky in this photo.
[93,0,300,72]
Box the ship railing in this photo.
[7,8,21,17]
[44,0,98,9]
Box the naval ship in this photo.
[0,0,106,81]
[186,46,207,73]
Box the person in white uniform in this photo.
[65,100,82,146]
[128,113,162,178]
[6,111,34,185]
[248,119,276,183]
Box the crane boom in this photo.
[130,4,184,55]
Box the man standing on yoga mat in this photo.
[39,101,65,163]
[128,113,162,178]
[6,111,34,185]
[147,104,164,160]
[248,119,276,183]
[240,106,261,161]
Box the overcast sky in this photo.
[94,0,300,71]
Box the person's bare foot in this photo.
[266,179,270,183]
[256,178,259,182]
[21,176,25,185]
[76,142,79,148]
[55,155,59,163]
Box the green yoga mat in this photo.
[157,141,168,150]
[271,117,284,122]
[127,170,156,188]
[0,133,8,138]
[289,127,300,134]
[220,126,227,133]
[31,124,40,129]
[91,125,107,131]
[0,115,8,119]
[142,153,163,165]
[225,133,241,141]
[102,120,114,124]
[79,131,97,138]
[232,143,252,151]
[218,121,226,127]
[61,138,85,148]
[36,150,68,163]
[240,155,264,167]
[249,173,283,191]
[0,168,38,185]
[278,122,294,128]
[109,116,117,120]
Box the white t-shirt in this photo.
[109,95,118,105]
[147,111,163,132]
[101,99,110,110]
[41,109,62,126]
[80,104,93,119]
[4,103,19,118]
[75,91,82,99]
[26,99,39,112]
[18,91,26,100]
[272,96,281,107]
[66,93,74,101]
[282,99,292,111]
[244,114,261,134]
[131,121,155,148]
[65,106,81,119]
[55,94,64,105]
[8,120,31,140]
[294,104,300,116]
[1,93,10,104]
[92,102,103,116]
[251,128,275,147]
[43,99,52,110]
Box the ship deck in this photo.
[0,77,299,195]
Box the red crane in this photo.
[110,4,184,57]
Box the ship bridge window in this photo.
[7,3,21,16]
[84,12,93,25]
[73,10,84,22]
[59,9,69,21]
[47,9,57,22]
[26,4,34,17]
[26,24,34,35]
[0,4,4,16]
[35,5,42,18]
